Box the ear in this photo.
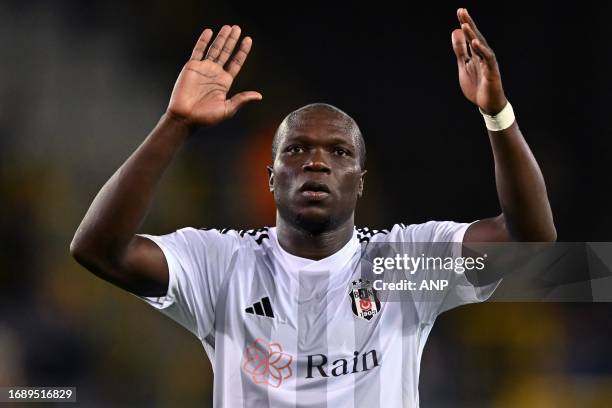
[267,165,274,192]
[358,170,367,198]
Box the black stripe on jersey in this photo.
[261,296,275,318]
[255,234,269,245]
[356,227,389,243]
[197,227,270,245]
[253,302,265,316]
[239,227,270,245]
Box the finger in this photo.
[471,38,497,70]
[217,25,241,65]
[461,22,477,44]
[226,36,253,78]
[190,28,213,61]
[226,91,263,117]
[205,25,232,62]
[451,29,469,65]
[458,8,490,48]
[463,23,495,61]
[462,23,486,58]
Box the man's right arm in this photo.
[70,25,261,297]
[70,114,191,296]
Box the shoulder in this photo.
[356,226,391,243]
[194,226,272,247]
[358,221,471,243]
[142,226,272,255]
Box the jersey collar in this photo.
[268,227,361,275]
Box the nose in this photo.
[303,149,331,173]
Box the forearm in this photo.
[70,112,193,264]
[488,121,556,241]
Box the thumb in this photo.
[226,91,263,117]
[451,29,469,66]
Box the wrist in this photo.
[479,100,515,131]
[162,110,197,135]
[480,95,508,116]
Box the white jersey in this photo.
[138,221,500,407]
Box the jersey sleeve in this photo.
[135,227,240,340]
[390,221,501,324]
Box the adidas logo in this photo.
[245,296,275,318]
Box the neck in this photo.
[275,213,355,260]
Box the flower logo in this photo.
[242,338,293,388]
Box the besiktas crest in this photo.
[349,278,381,320]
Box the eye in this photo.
[334,148,350,157]
[286,145,305,154]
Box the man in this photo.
[70,8,556,407]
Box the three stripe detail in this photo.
[245,296,275,318]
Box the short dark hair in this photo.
[271,103,366,169]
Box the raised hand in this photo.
[167,25,262,127]
[451,8,507,115]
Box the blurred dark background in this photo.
[1,0,611,406]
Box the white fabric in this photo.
[137,221,501,407]
[479,101,516,131]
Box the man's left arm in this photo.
[451,8,556,243]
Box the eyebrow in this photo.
[283,133,356,148]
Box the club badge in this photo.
[349,278,381,320]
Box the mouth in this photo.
[299,181,331,201]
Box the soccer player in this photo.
[70,8,556,407]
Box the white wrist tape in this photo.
[479,101,515,131]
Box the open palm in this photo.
[451,8,507,115]
[168,25,262,127]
